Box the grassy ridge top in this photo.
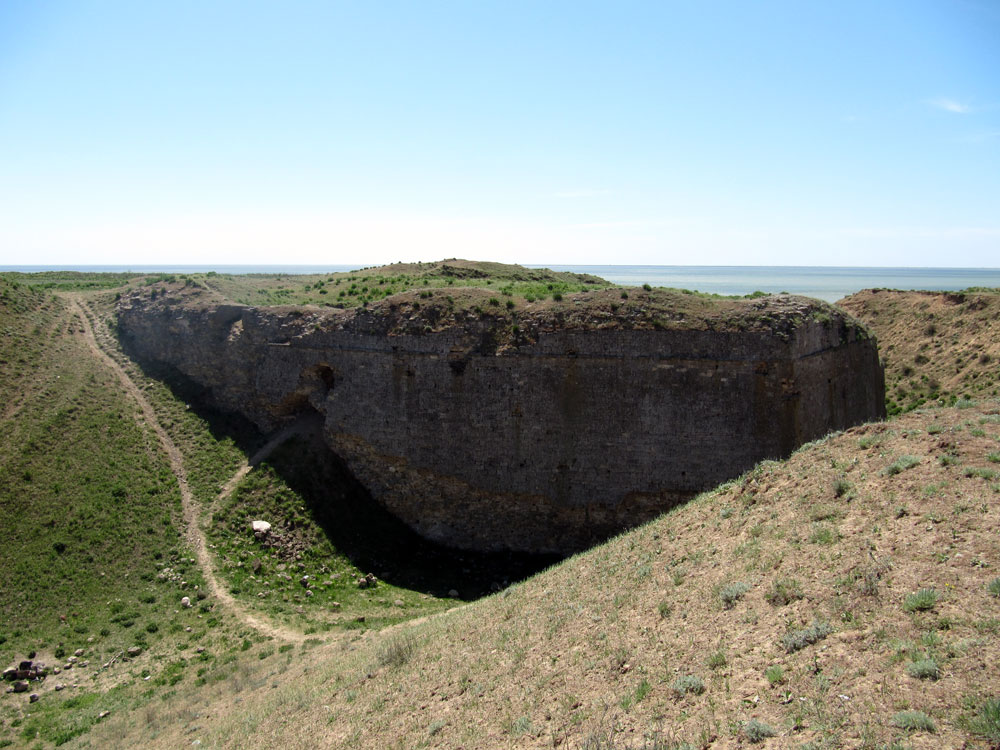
[121,258,852,340]
[190,258,612,308]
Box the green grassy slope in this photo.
[0,280,198,655]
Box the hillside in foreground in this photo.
[82,402,1000,749]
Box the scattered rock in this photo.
[185,626,192,632]
[53,667,61,675]
[74,648,84,657]
[448,589,460,598]
[54,684,65,691]
[13,680,29,693]
[29,693,39,703]
[181,596,192,608]
[305,590,313,597]
[68,655,78,664]
[98,710,110,719]
[126,646,143,658]
[331,601,341,609]
[393,599,405,607]
[356,573,377,589]
[195,646,205,653]
[354,616,365,623]
[2,667,16,681]
[300,575,310,587]
[251,558,262,574]
[251,520,271,537]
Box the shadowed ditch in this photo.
[126,356,558,603]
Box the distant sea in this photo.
[3,264,999,303]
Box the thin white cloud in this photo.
[928,97,972,114]
[552,189,611,199]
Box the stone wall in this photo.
[118,289,885,554]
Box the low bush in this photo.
[781,621,833,653]
[744,719,777,743]
[892,710,936,733]
[906,658,940,680]
[718,581,750,609]
[672,674,705,697]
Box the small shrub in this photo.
[781,621,833,653]
[552,292,563,301]
[765,664,784,685]
[718,581,750,609]
[672,674,705,697]
[987,578,1000,598]
[833,477,851,497]
[903,588,939,613]
[884,455,920,476]
[765,578,803,607]
[744,719,777,743]
[892,710,936,733]
[858,567,882,597]
[906,658,940,680]
[657,600,672,619]
[964,697,1000,746]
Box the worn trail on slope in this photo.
[66,294,307,643]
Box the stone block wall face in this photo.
[119,298,885,554]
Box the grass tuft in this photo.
[883,455,921,476]
[375,633,416,669]
[765,578,803,606]
[963,697,1000,746]
[988,577,1000,598]
[903,588,939,613]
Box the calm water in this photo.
[542,266,1000,302]
[3,264,999,303]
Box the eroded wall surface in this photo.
[118,293,885,553]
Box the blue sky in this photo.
[1,1,998,267]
